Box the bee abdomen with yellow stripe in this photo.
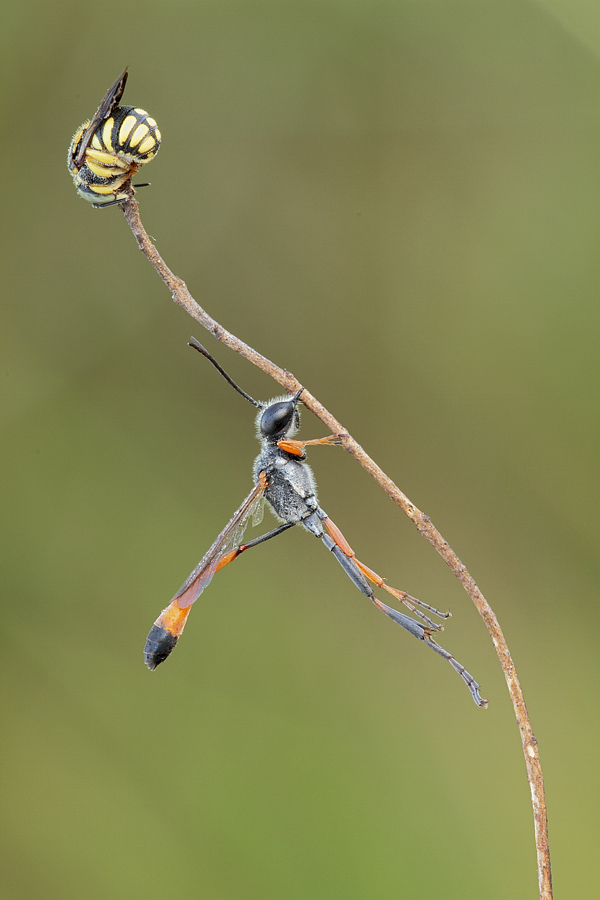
[90,106,161,163]
[67,69,161,208]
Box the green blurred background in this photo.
[2,1,599,897]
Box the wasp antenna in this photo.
[188,337,263,408]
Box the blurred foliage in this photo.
[2,1,600,898]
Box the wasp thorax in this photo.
[260,400,298,439]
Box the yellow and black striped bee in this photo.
[68,67,161,208]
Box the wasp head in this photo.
[257,390,303,443]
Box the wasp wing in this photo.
[75,67,129,166]
[173,477,267,609]
[144,475,268,670]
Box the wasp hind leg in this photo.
[319,515,487,707]
[323,517,450,629]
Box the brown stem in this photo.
[121,197,552,899]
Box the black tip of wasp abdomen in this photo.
[144,624,179,670]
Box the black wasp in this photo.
[68,67,161,207]
[144,339,487,707]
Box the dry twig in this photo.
[120,197,552,900]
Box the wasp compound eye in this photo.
[260,400,297,438]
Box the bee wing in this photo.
[74,67,129,166]
[173,477,267,610]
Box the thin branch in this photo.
[121,197,552,899]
